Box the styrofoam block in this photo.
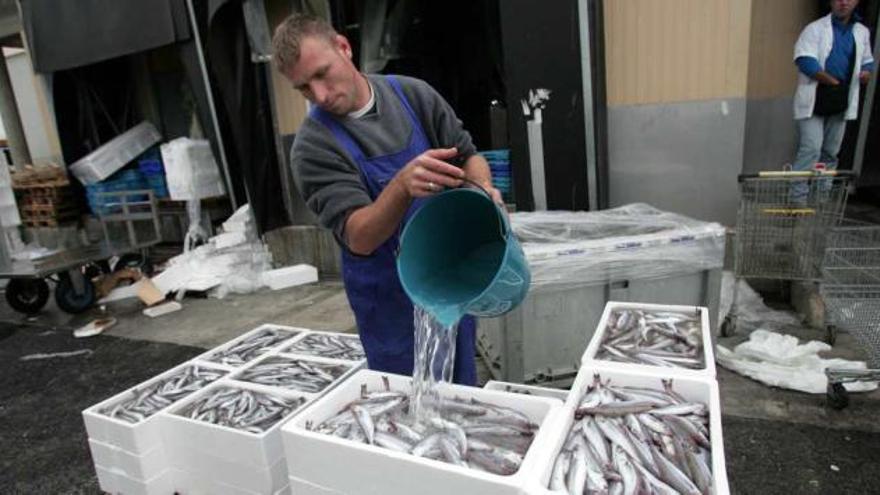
[143,301,183,318]
[281,369,567,495]
[70,121,161,185]
[88,439,167,481]
[160,381,313,471]
[82,361,228,453]
[582,301,716,379]
[168,449,288,494]
[527,363,729,495]
[261,264,318,291]
[94,465,175,495]
[288,475,346,495]
[483,380,569,401]
[213,231,250,250]
[194,324,308,368]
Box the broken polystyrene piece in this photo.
[74,318,117,338]
[143,301,183,318]
[211,231,249,250]
[716,329,878,393]
[261,264,318,291]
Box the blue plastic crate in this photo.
[138,159,164,176]
[146,175,168,198]
[85,168,149,215]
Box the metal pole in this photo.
[0,51,30,166]
[851,5,880,182]
[186,0,239,209]
[578,0,598,211]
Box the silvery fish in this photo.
[547,374,713,495]
[237,357,350,393]
[312,377,538,476]
[285,333,365,361]
[597,309,705,370]
[208,328,300,367]
[101,365,226,423]
[177,386,305,433]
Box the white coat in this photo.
[793,13,874,120]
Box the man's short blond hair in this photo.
[272,13,337,74]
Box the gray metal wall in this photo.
[607,99,745,226]
[742,97,797,174]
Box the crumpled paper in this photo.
[717,329,878,393]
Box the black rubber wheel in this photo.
[826,382,849,410]
[5,279,50,314]
[54,275,96,314]
[720,314,736,338]
[825,325,837,346]
[116,253,154,276]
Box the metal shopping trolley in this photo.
[821,222,880,409]
[720,170,855,337]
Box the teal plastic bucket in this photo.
[397,187,531,327]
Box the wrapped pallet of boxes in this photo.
[476,203,725,386]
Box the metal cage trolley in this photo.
[0,190,161,314]
[821,222,880,409]
[721,170,855,336]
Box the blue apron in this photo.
[309,76,477,385]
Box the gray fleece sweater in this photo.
[290,74,477,243]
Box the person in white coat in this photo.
[791,0,873,199]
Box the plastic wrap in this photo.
[512,203,725,291]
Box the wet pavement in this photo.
[0,284,878,494]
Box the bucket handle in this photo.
[459,177,509,240]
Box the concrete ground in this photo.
[1,279,879,494]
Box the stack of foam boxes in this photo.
[83,325,366,495]
[489,301,730,495]
[565,302,728,494]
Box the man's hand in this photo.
[860,70,872,85]
[395,148,464,198]
[815,71,840,86]
[477,180,504,206]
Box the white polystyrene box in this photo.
[526,363,729,495]
[262,264,319,291]
[82,361,228,453]
[193,324,309,369]
[166,447,289,494]
[483,380,570,401]
[160,380,314,471]
[281,369,567,495]
[582,301,716,379]
[70,121,161,185]
[94,465,175,495]
[288,475,346,494]
[88,439,167,482]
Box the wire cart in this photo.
[721,170,855,336]
[821,222,880,409]
[0,190,161,314]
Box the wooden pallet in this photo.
[11,164,70,189]
[22,217,78,227]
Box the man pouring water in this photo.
[272,14,501,385]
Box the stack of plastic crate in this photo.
[479,149,513,202]
[137,148,168,199]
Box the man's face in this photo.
[285,35,361,116]
[831,0,858,19]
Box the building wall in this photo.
[603,0,751,226]
[602,0,822,225]
[742,0,818,174]
[2,47,63,165]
